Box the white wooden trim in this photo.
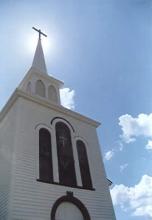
[0,89,100,128]
[51,126,59,183]
[71,133,82,187]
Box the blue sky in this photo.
[0,0,152,219]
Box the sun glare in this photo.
[26,31,54,55]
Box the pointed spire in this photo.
[32,37,47,74]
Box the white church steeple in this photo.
[32,27,47,75]
[18,27,63,105]
[0,27,116,220]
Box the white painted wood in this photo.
[50,125,59,183]
[18,66,63,106]
[0,68,116,220]
[71,133,82,187]
[32,38,47,75]
[7,97,115,220]
[0,101,19,219]
[0,92,116,219]
[0,36,116,220]
[26,81,32,95]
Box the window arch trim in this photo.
[51,117,75,132]
[35,123,53,131]
[51,192,91,220]
[75,136,89,147]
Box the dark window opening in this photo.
[77,140,93,189]
[39,128,53,182]
[56,122,77,187]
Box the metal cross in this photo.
[32,27,47,40]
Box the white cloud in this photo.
[120,163,128,172]
[119,113,152,144]
[60,88,75,110]
[145,140,152,151]
[110,175,152,218]
[104,150,114,161]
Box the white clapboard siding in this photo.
[7,97,116,220]
[0,92,116,220]
[0,102,18,220]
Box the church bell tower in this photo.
[0,28,116,220]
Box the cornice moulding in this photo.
[0,89,101,128]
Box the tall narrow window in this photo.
[77,140,92,189]
[39,128,53,182]
[36,80,45,97]
[56,122,77,187]
[48,85,58,103]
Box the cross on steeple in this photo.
[32,27,47,40]
[32,27,47,74]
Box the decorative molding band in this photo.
[0,89,100,127]
[36,179,95,191]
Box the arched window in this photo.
[56,122,77,186]
[51,193,91,220]
[48,85,58,103]
[76,140,92,189]
[39,128,53,182]
[35,80,45,97]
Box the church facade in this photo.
[0,31,116,220]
